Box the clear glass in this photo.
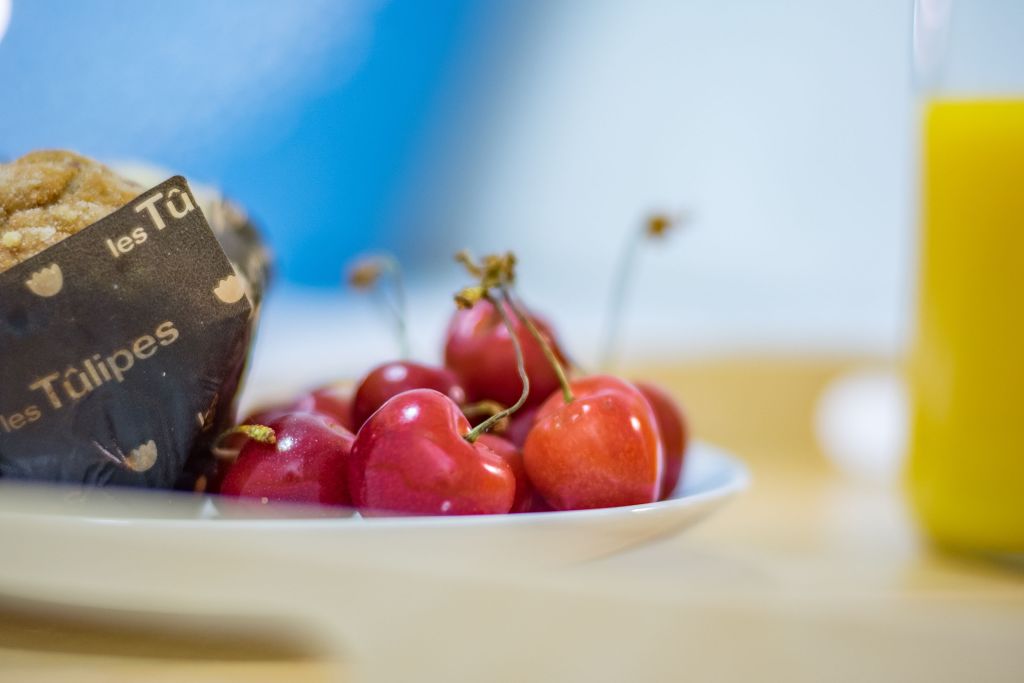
[907,0,1024,556]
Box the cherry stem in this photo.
[599,229,643,371]
[349,254,410,359]
[215,424,277,448]
[502,286,574,404]
[387,256,410,359]
[462,400,507,420]
[599,213,681,371]
[464,293,530,443]
[462,400,512,435]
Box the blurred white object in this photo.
[0,1,10,44]
[913,0,953,87]
[814,369,909,483]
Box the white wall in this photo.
[407,0,918,359]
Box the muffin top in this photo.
[0,150,142,273]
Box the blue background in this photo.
[0,0,504,285]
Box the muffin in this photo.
[0,150,269,491]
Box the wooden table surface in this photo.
[2,356,1023,682]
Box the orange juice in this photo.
[908,99,1024,555]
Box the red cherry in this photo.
[523,375,663,510]
[220,413,354,506]
[348,389,515,515]
[503,405,539,450]
[476,434,542,513]
[292,384,356,432]
[232,403,296,430]
[239,405,292,428]
[444,299,568,410]
[529,496,555,513]
[352,361,465,429]
[225,388,354,453]
[635,381,689,499]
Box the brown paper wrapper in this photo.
[0,177,269,490]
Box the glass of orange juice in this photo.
[908,0,1024,557]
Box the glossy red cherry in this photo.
[476,434,542,513]
[348,389,515,515]
[292,384,356,432]
[523,375,663,510]
[635,381,689,499]
[444,299,568,410]
[220,413,355,506]
[351,361,464,429]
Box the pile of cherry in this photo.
[217,251,688,515]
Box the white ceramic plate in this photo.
[0,442,747,617]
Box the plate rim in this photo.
[0,441,749,530]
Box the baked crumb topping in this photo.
[0,150,142,272]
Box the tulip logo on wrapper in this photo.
[94,439,159,473]
[24,264,64,297]
[214,274,245,304]
[128,440,159,472]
